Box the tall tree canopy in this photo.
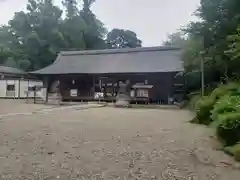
[163,32,203,72]
[106,28,142,48]
[163,32,186,47]
[183,0,240,79]
[80,0,107,49]
[0,0,142,71]
[163,0,240,88]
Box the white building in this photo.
[0,66,43,98]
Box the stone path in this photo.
[0,107,239,180]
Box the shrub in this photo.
[224,143,240,161]
[190,82,240,125]
[210,82,240,100]
[211,95,240,122]
[225,82,240,91]
[189,93,201,110]
[193,84,230,125]
[217,113,240,146]
[210,86,229,100]
[195,96,215,125]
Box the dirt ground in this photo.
[0,99,55,115]
[0,100,240,180]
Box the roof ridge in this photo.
[60,46,181,56]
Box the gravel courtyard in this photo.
[0,100,239,180]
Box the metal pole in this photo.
[201,54,205,96]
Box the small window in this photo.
[137,89,149,97]
[28,86,42,91]
[28,86,35,91]
[7,85,15,91]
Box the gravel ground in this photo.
[0,101,239,180]
[0,99,55,115]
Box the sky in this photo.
[0,0,200,46]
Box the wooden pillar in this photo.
[43,76,49,104]
[26,79,29,103]
[33,87,36,104]
[92,76,95,98]
[12,80,15,99]
[112,80,114,97]
[18,79,21,99]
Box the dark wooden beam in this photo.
[43,76,49,104]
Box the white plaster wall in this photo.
[14,80,19,98]
[19,80,43,98]
[19,80,29,98]
[6,80,16,98]
[0,79,43,98]
[29,80,42,87]
[28,80,43,98]
[0,80,6,97]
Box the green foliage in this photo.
[226,25,240,60]
[210,86,229,100]
[165,0,240,81]
[190,82,240,157]
[163,32,186,47]
[106,29,142,48]
[211,95,240,122]
[0,0,142,71]
[80,0,107,50]
[4,57,19,68]
[217,113,240,146]
[224,144,240,161]
[181,38,204,73]
[175,0,240,159]
[211,87,240,146]
[181,0,240,79]
[188,93,201,110]
[225,25,240,77]
[163,32,204,73]
[193,85,226,125]
[62,0,79,19]
[195,96,215,125]
[211,82,240,98]
[192,82,240,125]
[18,60,31,70]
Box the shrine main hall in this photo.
[30,46,184,104]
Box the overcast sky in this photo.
[0,0,200,46]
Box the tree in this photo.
[225,24,240,77]
[226,25,240,60]
[163,32,186,47]
[61,0,87,50]
[162,32,202,72]
[0,0,107,70]
[163,30,223,90]
[184,0,240,77]
[181,38,203,72]
[0,24,30,68]
[0,47,11,65]
[80,0,107,49]
[5,0,66,70]
[0,0,142,71]
[62,0,79,19]
[4,57,19,68]
[106,28,142,48]
[0,27,10,64]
